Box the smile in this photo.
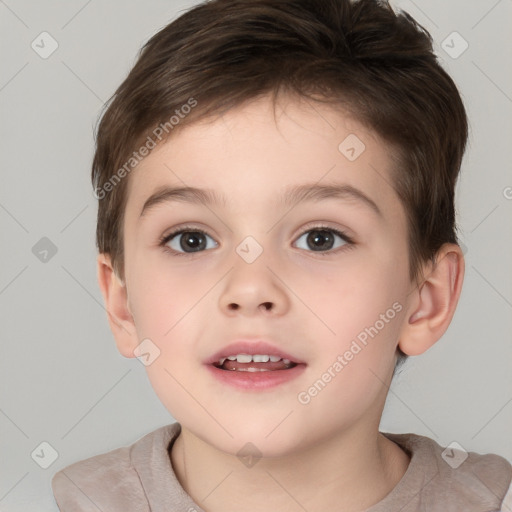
[214,354,297,372]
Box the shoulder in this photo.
[51,423,180,512]
[51,444,143,511]
[383,431,512,510]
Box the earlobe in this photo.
[97,253,139,358]
[398,244,465,356]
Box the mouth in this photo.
[213,353,298,372]
[205,341,306,390]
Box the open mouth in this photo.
[213,354,298,372]
[206,345,306,389]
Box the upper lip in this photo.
[205,340,305,365]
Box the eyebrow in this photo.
[138,182,382,219]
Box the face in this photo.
[121,94,414,457]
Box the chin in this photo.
[202,418,307,459]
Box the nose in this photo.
[227,300,273,312]
[218,253,290,317]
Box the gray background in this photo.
[1,0,511,510]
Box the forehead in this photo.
[124,94,403,223]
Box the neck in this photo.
[170,421,410,512]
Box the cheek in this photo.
[299,253,403,342]
[127,258,216,403]
[127,266,205,417]
[128,251,210,337]
[297,285,405,427]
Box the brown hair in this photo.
[92,0,468,372]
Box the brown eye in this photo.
[162,229,218,254]
[294,227,351,253]
[306,230,336,251]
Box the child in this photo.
[51,0,512,510]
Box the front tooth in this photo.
[253,354,270,363]
[236,354,252,363]
[269,355,281,362]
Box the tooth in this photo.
[227,356,237,360]
[282,359,291,365]
[219,357,226,365]
[236,354,252,363]
[269,355,281,362]
[253,354,270,363]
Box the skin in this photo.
[97,93,464,512]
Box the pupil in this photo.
[181,231,206,252]
[308,230,333,251]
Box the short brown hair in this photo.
[92,0,468,371]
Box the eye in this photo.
[159,224,354,257]
[159,227,218,255]
[294,226,353,254]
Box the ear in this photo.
[398,243,465,356]
[97,253,139,358]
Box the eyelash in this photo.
[158,224,355,258]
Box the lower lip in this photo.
[205,363,306,390]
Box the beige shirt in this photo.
[52,422,512,511]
